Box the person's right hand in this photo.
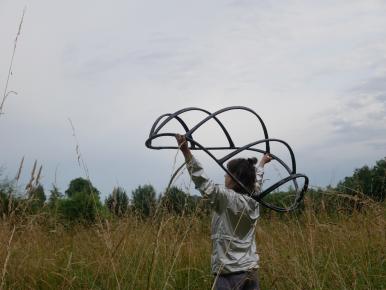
[175,134,189,153]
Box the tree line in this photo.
[0,157,385,223]
[0,176,209,223]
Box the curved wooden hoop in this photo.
[145,106,309,212]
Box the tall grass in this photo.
[0,8,25,117]
[0,200,384,289]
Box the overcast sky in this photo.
[1,0,385,198]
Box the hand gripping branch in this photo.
[145,106,309,212]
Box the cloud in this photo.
[1,0,386,195]
[319,91,386,151]
[355,77,386,95]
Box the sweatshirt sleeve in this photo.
[186,155,229,210]
[254,165,264,194]
[186,155,264,212]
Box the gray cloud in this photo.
[331,119,385,142]
[355,77,386,94]
[377,94,386,103]
[1,0,386,195]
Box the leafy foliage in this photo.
[48,185,62,209]
[65,177,100,197]
[0,178,18,217]
[105,187,129,217]
[337,157,386,201]
[27,184,46,212]
[0,157,383,224]
[162,186,196,215]
[131,184,156,217]
[58,192,100,223]
[59,178,101,223]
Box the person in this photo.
[175,134,272,290]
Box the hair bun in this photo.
[247,157,258,165]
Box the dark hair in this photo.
[226,157,257,194]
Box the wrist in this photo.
[181,147,189,154]
[182,149,192,160]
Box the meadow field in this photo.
[0,197,384,290]
[2,3,386,290]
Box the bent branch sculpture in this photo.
[145,106,309,212]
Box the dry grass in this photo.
[0,202,384,290]
[0,8,25,116]
[256,204,385,290]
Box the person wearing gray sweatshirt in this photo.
[175,134,272,290]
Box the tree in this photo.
[65,177,100,197]
[59,177,101,223]
[48,185,63,212]
[163,186,196,215]
[132,185,156,217]
[106,187,128,217]
[0,178,17,217]
[28,184,46,212]
[371,158,386,200]
[48,185,62,205]
[337,157,386,201]
[58,192,100,223]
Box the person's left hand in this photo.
[260,153,272,165]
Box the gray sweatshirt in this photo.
[187,155,264,274]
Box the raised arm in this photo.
[175,134,192,161]
[255,154,272,193]
[175,134,227,207]
[175,134,212,192]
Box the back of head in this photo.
[227,157,257,194]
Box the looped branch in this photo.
[145,106,309,212]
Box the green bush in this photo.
[57,177,102,223]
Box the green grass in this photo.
[0,203,385,290]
